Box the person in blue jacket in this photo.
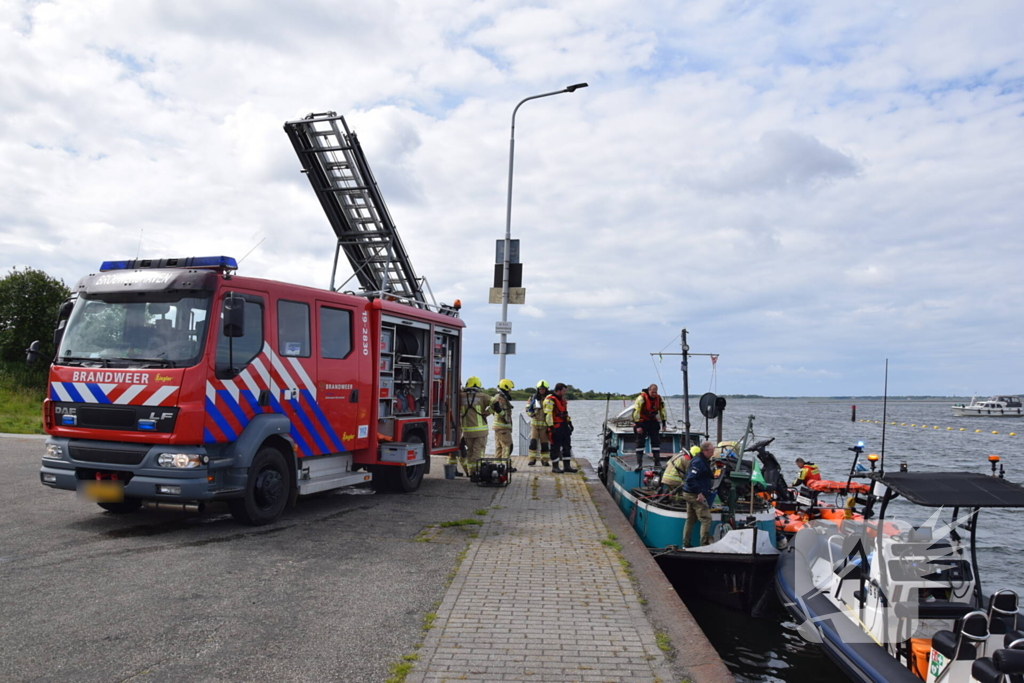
[682,441,716,547]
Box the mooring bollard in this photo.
[851,405,856,422]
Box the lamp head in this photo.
[565,82,589,92]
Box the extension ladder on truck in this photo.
[284,112,428,309]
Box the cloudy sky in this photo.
[3,0,1022,397]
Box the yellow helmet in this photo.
[536,379,549,389]
[465,376,482,389]
[690,445,701,456]
[498,378,515,391]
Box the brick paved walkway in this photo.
[408,456,679,683]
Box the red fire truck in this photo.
[37,112,464,524]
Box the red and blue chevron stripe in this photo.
[203,344,344,457]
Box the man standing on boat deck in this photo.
[490,379,516,461]
[682,441,716,547]
[544,383,577,473]
[525,380,552,466]
[455,376,490,477]
[632,384,667,472]
[792,458,822,487]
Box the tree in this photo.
[0,267,71,363]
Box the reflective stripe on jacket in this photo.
[660,453,691,487]
[460,390,490,433]
[490,391,513,429]
[632,391,666,422]
[794,462,821,485]
[544,393,570,428]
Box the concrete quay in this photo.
[409,455,732,683]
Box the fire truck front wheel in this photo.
[229,447,291,525]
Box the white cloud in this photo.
[2,0,1023,396]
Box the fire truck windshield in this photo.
[56,293,211,368]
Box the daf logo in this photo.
[54,406,77,415]
[148,412,175,421]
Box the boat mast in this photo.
[682,328,691,440]
[650,328,716,448]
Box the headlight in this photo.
[157,453,203,469]
[44,444,64,460]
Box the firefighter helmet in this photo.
[536,379,549,389]
[498,378,515,391]
[466,376,482,389]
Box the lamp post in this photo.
[498,82,588,382]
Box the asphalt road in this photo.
[0,435,495,682]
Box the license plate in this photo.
[79,480,125,503]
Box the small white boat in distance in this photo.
[952,396,1024,417]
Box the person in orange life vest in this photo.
[543,383,577,474]
[792,458,822,487]
[631,384,667,472]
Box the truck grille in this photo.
[69,442,150,466]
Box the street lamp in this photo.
[497,82,588,382]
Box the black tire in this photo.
[98,498,142,514]
[390,463,424,492]
[229,446,290,525]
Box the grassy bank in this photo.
[0,363,46,434]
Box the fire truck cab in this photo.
[39,256,463,524]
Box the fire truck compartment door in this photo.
[316,302,368,454]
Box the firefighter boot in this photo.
[551,461,563,474]
[634,455,643,473]
[653,452,662,468]
[527,459,537,466]
[562,458,577,474]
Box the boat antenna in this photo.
[880,359,888,473]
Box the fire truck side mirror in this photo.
[51,298,75,352]
[25,340,42,365]
[223,295,246,338]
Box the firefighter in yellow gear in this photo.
[631,383,667,471]
[792,458,821,487]
[659,450,692,494]
[490,379,515,460]
[525,380,551,466]
[453,376,489,476]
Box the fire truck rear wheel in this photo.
[98,499,143,514]
[229,447,290,525]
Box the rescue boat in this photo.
[776,457,1024,683]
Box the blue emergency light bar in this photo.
[99,256,238,272]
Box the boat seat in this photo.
[995,647,1024,672]
[933,611,990,661]
[973,657,1003,683]
[1006,631,1024,648]
[990,590,1020,636]
[894,600,975,620]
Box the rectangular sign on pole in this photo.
[495,239,520,264]
[488,287,526,304]
[495,321,512,335]
[492,263,523,288]
[493,342,516,355]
